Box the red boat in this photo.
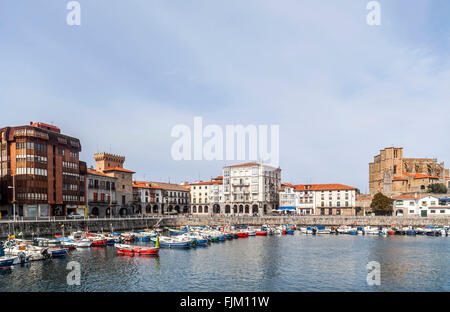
[237,232,249,238]
[387,229,396,235]
[90,239,108,247]
[281,230,287,235]
[256,231,267,236]
[116,244,159,256]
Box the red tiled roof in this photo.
[281,183,295,188]
[393,177,408,181]
[132,181,163,189]
[87,169,115,178]
[403,172,439,179]
[190,180,222,186]
[103,167,136,174]
[356,197,373,201]
[392,194,427,200]
[294,184,357,191]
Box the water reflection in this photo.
[0,235,448,292]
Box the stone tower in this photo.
[94,152,125,172]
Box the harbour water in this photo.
[0,234,449,292]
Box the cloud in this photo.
[0,0,449,191]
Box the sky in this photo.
[0,0,449,193]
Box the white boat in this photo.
[72,239,92,248]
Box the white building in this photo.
[87,169,118,217]
[132,181,163,215]
[222,162,281,215]
[279,183,357,216]
[190,176,223,215]
[392,194,450,217]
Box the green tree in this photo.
[427,183,448,194]
[370,192,393,216]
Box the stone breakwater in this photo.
[1,216,449,237]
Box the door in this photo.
[421,210,427,217]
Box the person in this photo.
[155,235,160,249]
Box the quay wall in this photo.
[0,218,159,238]
[162,216,450,227]
[1,216,449,237]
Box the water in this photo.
[0,234,449,292]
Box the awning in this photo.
[278,206,295,211]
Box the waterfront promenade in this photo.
[1,215,449,238]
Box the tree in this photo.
[427,183,448,194]
[370,192,393,216]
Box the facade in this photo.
[369,147,450,196]
[147,182,190,214]
[190,176,223,215]
[279,183,357,216]
[87,169,118,217]
[0,122,85,217]
[93,153,135,216]
[222,162,281,216]
[279,183,300,214]
[132,181,163,215]
[392,194,450,217]
[355,195,373,216]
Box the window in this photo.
[440,210,445,214]
[430,210,435,213]
[409,210,415,213]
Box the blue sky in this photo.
[1,0,449,192]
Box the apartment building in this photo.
[190,176,223,215]
[148,182,190,214]
[222,162,281,215]
[0,122,85,217]
[132,181,163,215]
[87,169,118,217]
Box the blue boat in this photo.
[168,228,187,236]
[0,245,15,267]
[406,230,416,235]
[286,229,295,235]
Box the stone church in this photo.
[369,147,450,195]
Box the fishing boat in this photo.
[256,230,267,236]
[115,244,159,255]
[285,229,295,235]
[150,236,190,248]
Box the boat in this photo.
[285,229,295,235]
[115,244,159,256]
[256,230,267,236]
[150,236,190,248]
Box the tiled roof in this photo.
[356,197,373,201]
[392,194,427,200]
[103,167,135,174]
[190,180,222,186]
[150,182,190,192]
[132,181,162,189]
[403,172,439,179]
[393,177,408,181]
[87,169,115,178]
[294,184,357,191]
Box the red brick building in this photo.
[0,122,86,218]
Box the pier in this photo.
[1,215,449,238]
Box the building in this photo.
[87,169,118,217]
[0,122,85,217]
[392,194,450,217]
[369,147,450,195]
[93,153,135,216]
[190,176,223,215]
[222,162,281,215]
[132,181,163,215]
[355,195,373,216]
[279,183,299,214]
[146,182,190,214]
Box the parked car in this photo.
[67,213,84,219]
